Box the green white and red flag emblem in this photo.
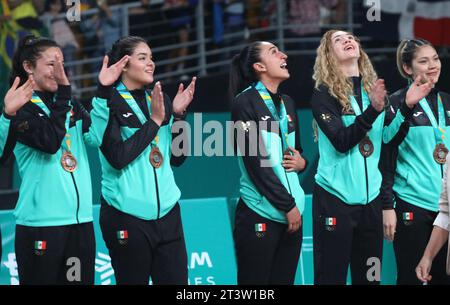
[35,241,47,250]
[325,217,336,226]
[117,230,128,239]
[255,223,266,232]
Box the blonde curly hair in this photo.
[312,30,378,113]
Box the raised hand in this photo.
[98,55,129,86]
[172,76,196,116]
[150,81,165,126]
[4,76,34,116]
[405,74,434,109]
[53,53,70,85]
[369,79,387,112]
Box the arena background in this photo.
[0,0,449,284]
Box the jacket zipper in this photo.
[284,170,293,194]
[153,168,161,219]
[70,172,80,224]
[364,157,369,204]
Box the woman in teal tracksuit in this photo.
[311,30,392,285]
[1,75,33,160]
[88,36,196,284]
[10,35,95,284]
[381,38,450,284]
[230,41,307,285]
[0,73,33,267]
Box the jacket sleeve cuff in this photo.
[56,85,72,103]
[283,201,297,213]
[97,83,113,100]
[147,116,162,131]
[2,111,14,120]
[360,104,381,126]
[400,101,414,119]
[173,110,187,121]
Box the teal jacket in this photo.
[12,86,93,226]
[382,88,450,211]
[311,78,403,205]
[87,84,186,220]
[231,84,306,223]
[0,114,11,158]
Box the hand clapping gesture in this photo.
[172,76,196,116]
[150,81,165,126]
[405,74,434,109]
[369,79,387,112]
[4,76,35,116]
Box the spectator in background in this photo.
[97,0,122,53]
[223,0,245,46]
[330,0,347,25]
[287,0,338,53]
[163,0,193,80]
[44,0,80,80]
[245,0,260,31]
[416,154,450,284]
[78,0,102,75]
[211,0,246,63]
[127,0,153,39]
[245,0,272,41]
[7,0,43,30]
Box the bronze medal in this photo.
[61,152,77,172]
[150,146,163,168]
[359,137,374,157]
[433,143,448,165]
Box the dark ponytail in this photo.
[396,38,434,79]
[228,41,263,100]
[10,35,58,86]
[107,36,148,86]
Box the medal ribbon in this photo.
[418,93,445,144]
[350,84,372,148]
[254,81,289,151]
[116,82,159,146]
[31,92,73,153]
[349,84,370,116]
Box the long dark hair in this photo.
[107,36,149,86]
[10,35,58,86]
[396,38,434,80]
[228,41,263,100]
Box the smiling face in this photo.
[122,42,155,87]
[23,46,62,93]
[330,31,360,63]
[253,41,289,82]
[404,45,441,84]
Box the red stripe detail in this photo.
[414,17,450,46]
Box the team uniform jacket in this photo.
[231,83,307,223]
[381,87,450,211]
[88,84,186,221]
[312,77,406,205]
[12,85,93,226]
[0,113,15,162]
